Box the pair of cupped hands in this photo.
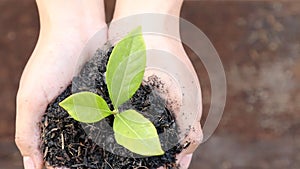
[15,1,202,169]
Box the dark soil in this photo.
[40,45,184,169]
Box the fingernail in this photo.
[23,156,35,169]
[180,154,193,169]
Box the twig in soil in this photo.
[71,163,85,167]
[61,133,65,150]
[134,166,149,169]
[77,146,81,156]
[43,146,48,158]
[183,141,191,149]
[104,159,113,169]
[49,128,59,133]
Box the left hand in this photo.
[108,17,203,169]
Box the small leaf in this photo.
[106,26,146,109]
[113,109,164,156]
[59,91,112,123]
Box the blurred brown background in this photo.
[1,0,300,169]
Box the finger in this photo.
[178,154,193,169]
[16,87,48,169]
[24,156,37,169]
[174,121,202,167]
[181,122,203,155]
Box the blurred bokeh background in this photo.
[1,0,299,169]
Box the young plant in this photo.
[59,27,164,156]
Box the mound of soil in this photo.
[40,45,184,169]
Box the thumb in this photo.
[178,154,193,169]
[15,86,47,169]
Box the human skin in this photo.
[110,1,203,168]
[15,0,202,169]
[15,0,107,169]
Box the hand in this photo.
[109,2,203,167]
[141,35,203,169]
[141,38,203,169]
[15,1,107,169]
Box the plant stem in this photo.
[112,109,118,115]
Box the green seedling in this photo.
[59,27,164,156]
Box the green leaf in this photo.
[106,26,146,109]
[113,109,164,156]
[59,91,112,123]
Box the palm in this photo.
[16,29,107,169]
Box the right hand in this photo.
[15,1,107,169]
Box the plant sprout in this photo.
[59,27,164,156]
